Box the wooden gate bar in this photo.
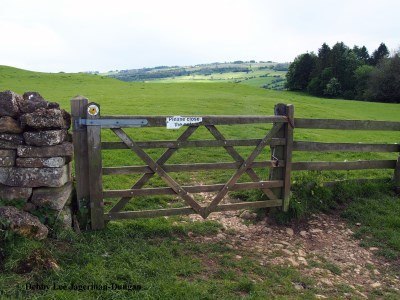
[292,160,397,171]
[111,128,204,216]
[205,125,277,200]
[102,138,286,149]
[105,199,283,220]
[108,126,198,213]
[293,141,400,152]
[295,118,400,130]
[103,180,284,198]
[102,160,284,175]
[101,115,288,126]
[204,123,284,216]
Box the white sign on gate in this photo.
[166,116,203,129]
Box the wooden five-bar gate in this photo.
[71,97,400,230]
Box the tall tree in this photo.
[365,53,400,103]
[352,45,370,64]
[369,43,389,66]
[285,53,317,91]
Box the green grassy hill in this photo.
[1,65,400,299]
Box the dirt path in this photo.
[187,210,400,298]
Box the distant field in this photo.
[101,62,288,90]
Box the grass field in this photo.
[1,65,400,299]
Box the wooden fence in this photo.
[71,97,400,230]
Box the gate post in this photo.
[395,156,400,194]
[86,102,105,230]
[269,103,294,211]
[71,96,90,229]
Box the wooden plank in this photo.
[111,128,205,216]
[394,157,400,194]
[102,138,286,149]
[103,180,284,198]
[102,161,284,175]
[269,104,287,201]
[283,104,294,212]
[295,118,400,131]
[293,141,400,152]
[204,123,284,216]
[70,96,89,226]
[101,115,288,127]
[104,199,283,220]
[205,125,277,200]
[86,102,105,230]
[108,126,198,213]
[292,160,397,171]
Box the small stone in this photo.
[370,282,381,288]
[23,130,67,146]
[262,226,272,233]
[369,247,379,251]
[240,210,257,220]
[286,228,294,236]
[297,256,308,265]
[293,283,304,290]
[187,231,194,237]
[0,116,23,133]
[320,278,333,286]
[298,249,306,257]
[310,228,323,233]
[17,142,73,158]
[287,257,299,267]
[315,295,328,299]
[0,90,21,117]
[299,230,307,237]
[0,184,32,201]
[0,206,48,240]
[0,164,72,187]
[31,182,73,210]
[216,233,226,239]
[373,269,380,275]
[356,222,361,226]
[235,255,242,260]
[16,157,69,168]
[282,249,294,256]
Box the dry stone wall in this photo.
[0,90,73,239]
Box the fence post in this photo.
[86,102,105,230]
[71,96,90,229]
[269,103,294,211]
[395,156,400,194]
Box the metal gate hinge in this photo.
[74,118,148,129]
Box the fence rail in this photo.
[71,97,400,230]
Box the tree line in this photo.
[285,42,400,103]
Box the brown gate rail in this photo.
[71,97,400,230]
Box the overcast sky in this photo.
[0,0,399,72]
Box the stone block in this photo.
[0,149,16,157]
[58,206,72,229]
[31,182,73,210]
[17,142,73,158]
[0,184,32,201]
[0,140,20,149]
[20,108,68,130]
[0,133,24,144]
[0,156,15,167]
[0,206,48,240]
[0,90,21,117]
[24,130,67,146]
[0,116,23,133]
[19,92,49,113]
[16,157,69,168]
[0,164,72,187]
